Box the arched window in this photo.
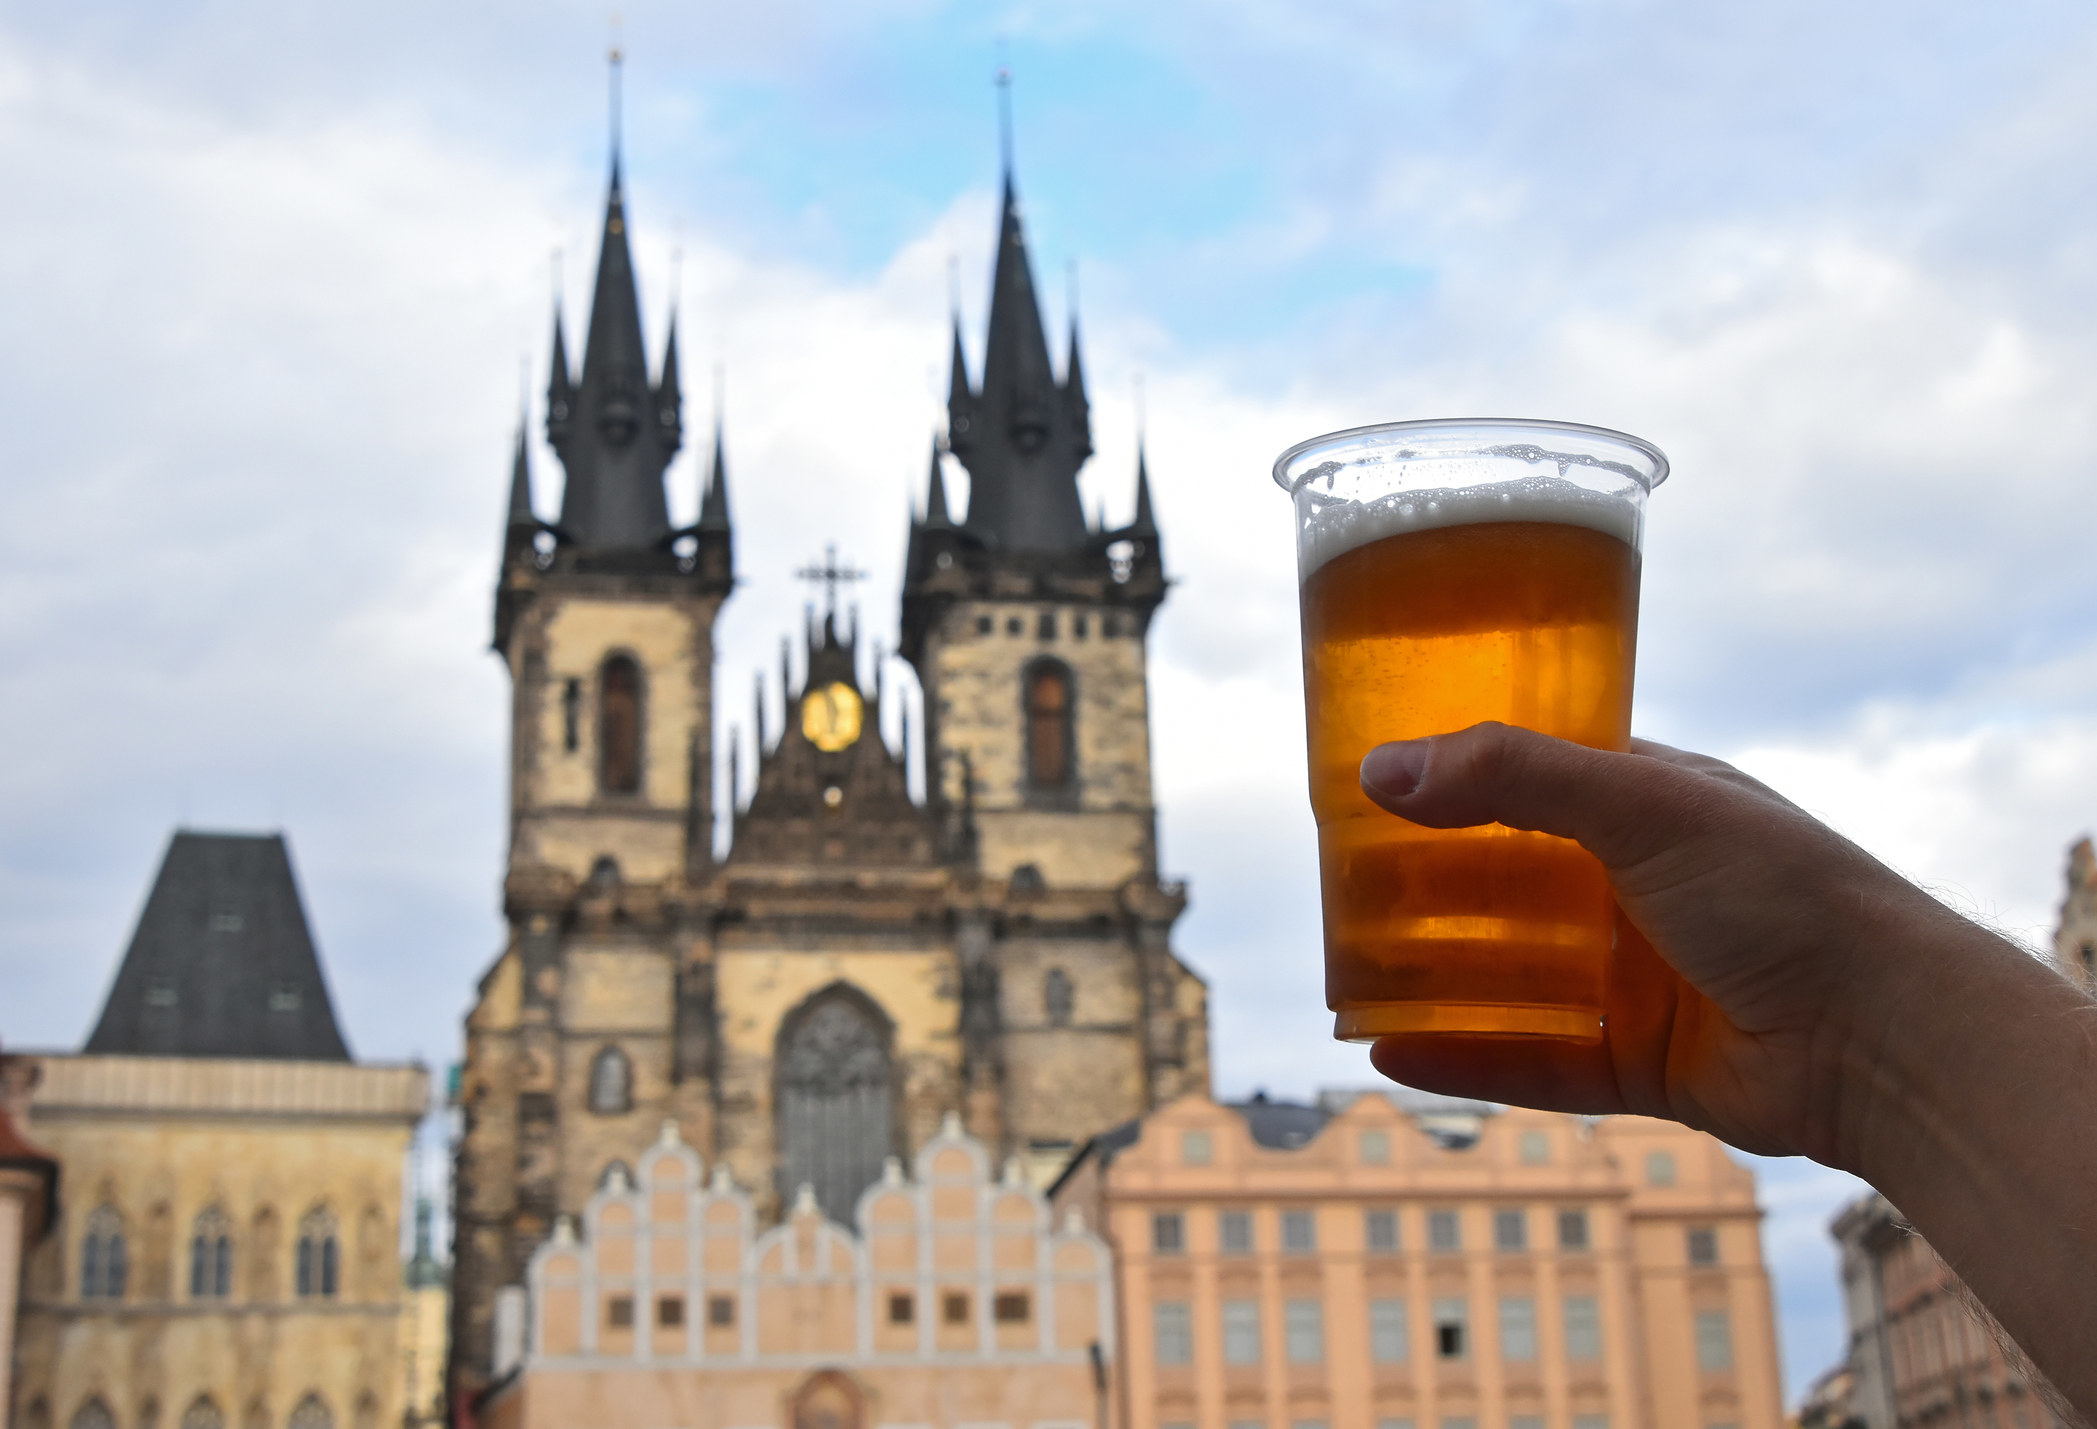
[69,1400,115,1429]
[180,1398,224,1429]
[588,1046,633,1116]
[80,1205,127,1300]
[1023,661,1074,789]
[286,1397,332,1429]
[1044,968,1074,1027]
[776,988,895,1226]
[189,1206,233,1299]
[295,1208,339,1299]
[599,655,643,794]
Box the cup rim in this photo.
[1271,416,1670,495]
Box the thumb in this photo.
[1359,721,1699,873]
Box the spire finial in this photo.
[1134,371,1147,446]
[995,60,1014,180]
[608,25,625,178]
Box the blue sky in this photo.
[9,0,2097,1406]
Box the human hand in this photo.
[1357,722,2016,1167]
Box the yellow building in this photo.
[480,1115,1113,1429]
[8,831,429,1429]
[453,115,1207,1397]
[1051,1091,1785,1429]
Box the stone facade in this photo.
[1052,1091,1787,1429]
[1830,1193,2067,1429]
[9,1055,428,1429]
[478,1116,1112,1429]
[449,141,1208,1400]
[2050,836,2097,990]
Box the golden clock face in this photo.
[801,681,864,753]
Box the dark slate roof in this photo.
[545,157,681,551]
[944,171,1094,553]
[1227,1092,1330,1150]
[84,831,352,1061]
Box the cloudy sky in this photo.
[8,0,2097,1403]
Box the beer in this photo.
[1276,419,1666,1044]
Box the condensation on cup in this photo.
[1272,419,1669,1044]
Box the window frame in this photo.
[1020,657,1078,797]
[596,652,645,796]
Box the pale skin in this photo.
[1358,723,2097,1416]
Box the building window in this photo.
[295,1208,338,1299]
[1510,1419,1545,1429]
[588,1046,633,1116]
[1222,1299,1261,1364]
[1432,1297,1468,1359]
[189,1207,232,1299]
[776,987,895,1227]
[886,1292,912,1324]
[180,1398,224,1429]
[1518,1129,1549,1164]
[942,1291,970,1324]
[79,1205,128,1300]
[1694,1309,1734,1371]
[1044,967,1074,1026]
[1499,1296,1538,1360]
[1037,612,1057,639]
[1375,1421,1415,1429]
[605,1295,635,1329]
[598,654,643,794]
[1152,1211,1185,1254]
[1687,1226,1720,1266]
[1220,1210,1252,1254]
[977,615,994,635]
[1645,1150,1677,1186]
[1440,1421,1476,1429]
[1281,1208,1316,1253]
[708,1294,736,1327]
[1564,1294,1602,1360]
[1283,1299,1324,1362]
[1365,1208,1399,1253]
[1358,1128,1390,1164]
[1023,660,1075,788]
[1007,615,1024,636]
[1572,1418,1610,1429]
[994,1291,1030,1323]
[562,678,581,752]
[1179,1129,1212,1165]
[1369,1297,1409,1362]
[1558,1207,1591,1251]
[1154,1301,1193,1365]
[1073,615,1089,638]
[1493,1208,1527,1252]
[656,1295,684,1328]
[1428,1208,1460,1253]
[287,1396,331,1429]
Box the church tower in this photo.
[456,127,736,1389]
[450,87,1206,1401]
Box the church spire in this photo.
[941,73,1092,554]
[1130,442,1157,537]
[700,408,732,532]
[544,53,675,551]
[505,414,536,540]
[923,438,953,529]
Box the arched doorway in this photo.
[789,1371,865,1429]
[775,986,895,1225]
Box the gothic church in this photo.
[452,122,1209,1393]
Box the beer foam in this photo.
[1295,476,1642,580]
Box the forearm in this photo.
[1840,915,2097,1412]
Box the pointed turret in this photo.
[655,311,684,456]
[945,314,977,458]
[923,439,953,529]
[505,418,537,543]
[1130,443,1157,537]
[546,304,574,448]
[1063,312,1093,464]
[700,414,732,532]
[544,146,676,550]
[945,162,1091,553]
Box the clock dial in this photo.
[801,681,864,753]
